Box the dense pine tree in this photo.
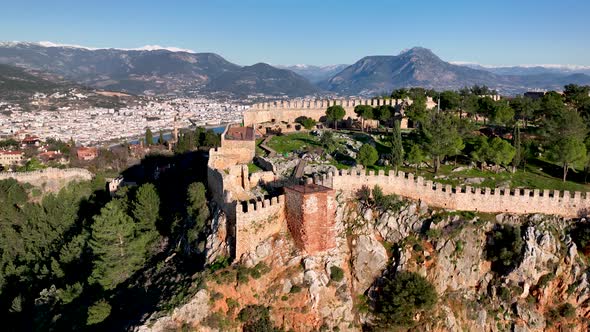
[132,183,160,235]
[89,200,146,290]
[187,182,209,241]
[390,120,404,171]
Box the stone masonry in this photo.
[208,122,590,263]
[242,98,437,128]
[310,169,590,218]
[285,184,336,254]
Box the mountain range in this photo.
[0,63,64,101]
[0,42,319,97]
[453,62,590,77]
[0,42,589,97]
[320,47,590,95]
[276,64,349,84]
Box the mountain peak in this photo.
[399,47,434,56]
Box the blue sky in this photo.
[1,0,588,66]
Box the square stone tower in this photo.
[285,183,336,254]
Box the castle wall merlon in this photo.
[327,170,590,217]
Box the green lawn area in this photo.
[266,133,320,154]
[396,163,590,192]
[263,130,590,193]
[247,162,263,174]
[255,138,265,156]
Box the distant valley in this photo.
[276,64,349,84]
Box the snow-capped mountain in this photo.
[276,64,349,83]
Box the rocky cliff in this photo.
[137,192,590,331]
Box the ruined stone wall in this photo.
[285,187,336,254]
[244,98,435,127]
[254,156,276,173]
[235,196,286,259]
[0,168,93,187]
[249,171,276,189]
[208,142,255,170]
[310,170,590,218]
[207,124,255,171]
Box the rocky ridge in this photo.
[137,193,590,331]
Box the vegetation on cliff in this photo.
[372,271,437,328]
[0,151,212,330]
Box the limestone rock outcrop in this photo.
[351,234,388,292]
[135,289,210,332]
[204,208,230,265]
[138,197,590,332]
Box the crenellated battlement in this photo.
[243,97,434,127]
[237,195,286,215]
[234,195,286,259]
[305,169,590,218]
[249,98,403,111]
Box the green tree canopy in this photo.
[389,120,404,170]
[491,103,515,127]
[487,137,516,171]
[477,96,497,121]
[510,95,538,126]
[319,131,337,154]
[158,131,165,145]
[548,137,587,182]
[132,183,160,242]
[202,130,221,148]
[354,105,374,132]
[439,90,461,112]
[420,112,465,172]
[145,128,153,146]
[325,105,346,130]
[470,136,490,169]
[295,116,317,130]
[375,105,394,123]
[539,91,566,118]
[405,94,428,127]
[357,144,379,167]
[512,124,522,171]
[406,144,426,172]
[470,84,496,95]
[485,224,525,275]
[373,271,437,327]
[186,182,210,252]
[460,93,479,118]
[391,88,409,101]
[543,108,588,181]
[89,200,147,290]
[564,84,590,113]
[87,299,111,325]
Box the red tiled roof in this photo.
[22,136,40,142]
[0,150,23,155]
[225,126,255,141]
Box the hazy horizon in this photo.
[1,0,589,67]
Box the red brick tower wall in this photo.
[285,184,336,254]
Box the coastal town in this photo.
[0,88,247,146]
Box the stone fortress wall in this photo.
[208,126,255,170]
[243,97,436,127]
[0,168,94,187]
[210,109,590,261]
[235,195,286,259]
[304,169,590,218]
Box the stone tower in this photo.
[285,183,336,254]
